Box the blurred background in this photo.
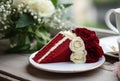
[59,0,120,29]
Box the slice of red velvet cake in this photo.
[33,27,104,64]
[33,32,72,63]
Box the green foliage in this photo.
[93,0,120,4]
[16,14,34,28]
[51,0,72,8]
[6,26,51,53]
[63,4,72,8]
[51,0,57,7]
[0,0,8,3]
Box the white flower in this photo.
[60,31,76,40]
[12,0,29,7]
[28,0,55,17]
[70,37,85,52]
[70,50,87,64]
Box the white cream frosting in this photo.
[60,31,76,40]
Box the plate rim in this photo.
[100,36,120,58]
[29,52,105,73]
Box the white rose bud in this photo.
[28,0,55,17]
[70,50,87,64]
[70,37,85,52]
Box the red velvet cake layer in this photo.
[40,39,71,63]
[33,33,64,63]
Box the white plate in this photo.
[100,36,120,58]
[29,52,105,73]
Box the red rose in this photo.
[72,27,103,63]
[85,41,103,63]
[72,28,99,44]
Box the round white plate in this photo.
[100,36,120,58]
[29,52,105,73]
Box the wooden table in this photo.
[0,28,119,81]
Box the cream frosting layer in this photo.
[60,31,76,40]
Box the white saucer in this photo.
[29,52,105,73]
[100,36,120,58]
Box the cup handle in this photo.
[105,9,119,33]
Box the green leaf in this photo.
[31,37,45,51]
[28,26,34,33]
[63,4,72,8]
[35,30,50,41]
[25,36,30,44]
[16,14,34,28]
[36,39,45,49]
[51,0,57,7]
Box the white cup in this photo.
[105,8,120,34]
[117,37,120,60]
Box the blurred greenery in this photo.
[87,0,120,29]
[93,0,120,4]
[82,22,109,29]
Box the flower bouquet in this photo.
[0,0,72,53]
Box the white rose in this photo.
[28,0,55,17]
[70,50,87,64]
[70,37,85,52]
[13,0,29,7]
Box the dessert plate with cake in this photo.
[29,27,105,73]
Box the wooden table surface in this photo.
[0,28,119,81]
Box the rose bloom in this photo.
[28,0,55,17]
[72,28,103,63]
[70,50,87,64]
[72,28,99,44]
[13,0,29,7]
[69,37,85,52]
[85,41,103,62]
